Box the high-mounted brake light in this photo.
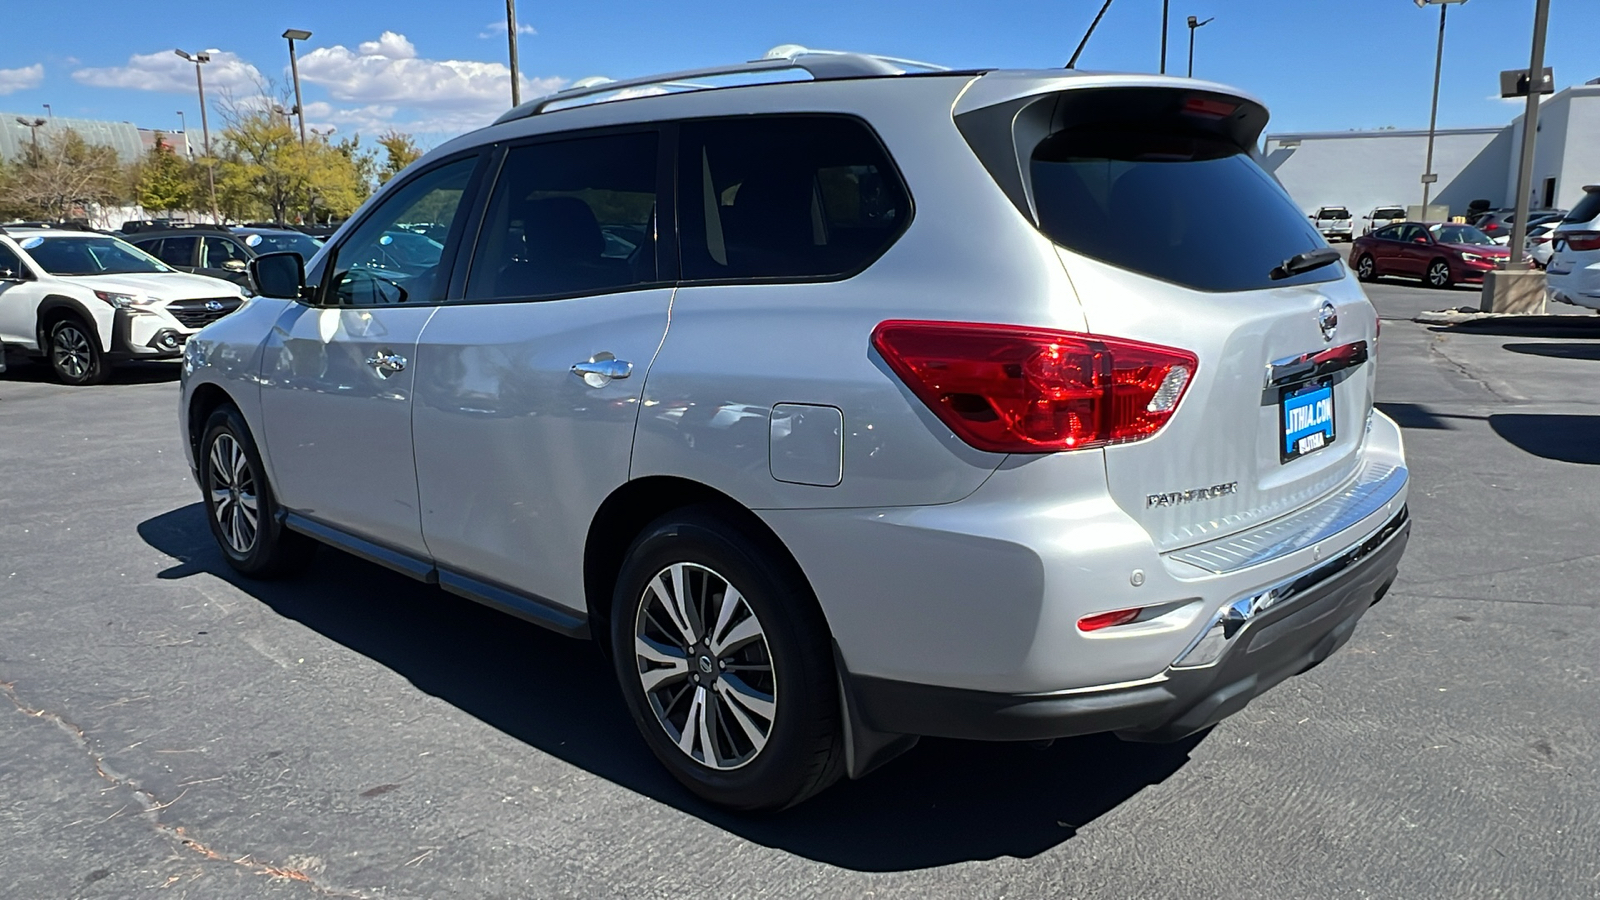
[1182,96,1238,119]
[871,321,1198,454]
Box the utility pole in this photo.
[1506,0,1551,268]
[284,29,312,146]
[175,50,220,223]
[1160,0,1170,74]
[506,0,523,107]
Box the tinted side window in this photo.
[0,244,24,278]
[464,132,658,301]
[678,116,909,281]
[1373,225,1402,240]
[329,157,477,306]
[154,236,197,266]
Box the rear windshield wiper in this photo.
[1270,247,1343,281]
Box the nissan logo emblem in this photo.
[1318,301,1338,343]
[205,300,225,312]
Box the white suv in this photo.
[1312,206,1355,242]
[179,49,1410,810]
[1547,186,1600,309]
[0,226,247,384]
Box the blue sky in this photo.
[0,1,1592,146]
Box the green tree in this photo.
[135,133,194,215]
[303,136,370,221]
[376,130,422,184]
[215,105,303,222]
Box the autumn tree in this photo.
[376,130,422,184]
[135,133,194,215]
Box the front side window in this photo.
[678,116,910,281]
[328,156,477,306]
[153,236,197,266]
[0,243,25,279]
[1396,224,1427,244]
[464,131,658,301]
[203,236,251,268]
[24,236,171,276]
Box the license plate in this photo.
[1280,379,1336,462]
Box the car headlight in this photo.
[1460,252,1490,264]
[93,290,162,309]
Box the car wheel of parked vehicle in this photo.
[1426,259,1453,289]
[48,318,108,386]
[610,508,843,811]
[1356,255,1377,282]
[200,406,316,579]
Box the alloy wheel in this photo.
[633,562,777,771]
[52,325,91,379]
[1428,262,1450,288]
[1358,256,1374,280]
[207,433,259,555]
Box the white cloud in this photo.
[73,49,263,95]
[0,64,45,95]
[480,20,538,38]
[298,32,564,135]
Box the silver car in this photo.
[178,48,1410,810]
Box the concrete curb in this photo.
[1414,307,1600,331]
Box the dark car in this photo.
[126,225,323,289]
[1471,208,1565,242]
[1350,222,1509,288]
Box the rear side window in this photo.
[153,236,196,266]
[1031,129,1331,292]
[1567,190,1600,224]
[464,131,659,301]
[678,116,909,282]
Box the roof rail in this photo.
[495,45,951,124]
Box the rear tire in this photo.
[199,406,316,579]
[1356,255,1377,282]
[48,317,108,386]
[1426,259,1453,289]
[610,507,844,811]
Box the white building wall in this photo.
[1262,129,1504,220]
[1556,85,1600,208]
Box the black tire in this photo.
[199,406,316,579]
[610,507,843,811]
[47,317,109,386]
[1426,259,1453,289]
[1356,254,1378,282]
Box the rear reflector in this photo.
[871,320,1198,453]
[1563,231,1600,251]
[1077,608,1142,632]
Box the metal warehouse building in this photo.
[1264,79,1600,220]
[1,113,192,164]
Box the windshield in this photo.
[1371,207,1405,219]
[246,232,323,262]
[1430,224,1494,246]
[1318,208,1351,219]
[22,235,171,276]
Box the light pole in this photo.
[42,104,52,120]
[505,0,523,107]
[1187,16,1213,78]
[15,117,46,154]
[175,49,219,223]
[1506,0,1551,268]
[176,111,190,157]
[1415,0,1467,213]
[283,29,312,146]
[1160,0,1170,74]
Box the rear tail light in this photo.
[1077,608,1142,632]
[1484,222,1500,232]
[1564,231,1600,251]
[871,320,1198,453]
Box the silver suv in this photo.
[178,48,1410,810]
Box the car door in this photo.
[1397,224,1434,276]
[1366,224,1403,274]
[0,241,48,349]
[258,153,484,557]
[200,236,253,287]
[411,129,672,613]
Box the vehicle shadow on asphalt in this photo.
[1377,403,1600,465]
[137,502,1204,871]
[0,358,181,385]
[1501,342,1600,362]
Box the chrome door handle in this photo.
[571,356,632,386]
[365,350,407,378]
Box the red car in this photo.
[1349,222,1509,289]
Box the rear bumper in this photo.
[847,505,1409,743]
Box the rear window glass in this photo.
[678,116,909,282]
[1318,208,1351,219]
[1371,207,1405,219]
[1030,130,1332,292]
[1563,191,1600,224]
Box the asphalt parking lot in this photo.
[2,278,1597,899]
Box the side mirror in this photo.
[250,251,306,300]
[1412,237,1429,245]
[222,259,248,273]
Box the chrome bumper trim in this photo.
[1166,459,1407,575]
